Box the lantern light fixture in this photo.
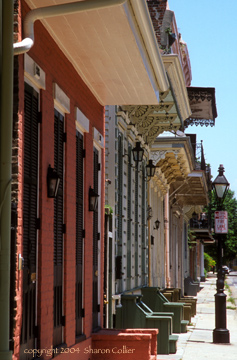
[212,164,229,201]
[154,219,160,230]
[146,159,157,178]
[132,142,144,164]
[47,164,60,198]
[89,186,99,212]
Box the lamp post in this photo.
[212,164,230,344]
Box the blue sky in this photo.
[168,0,237,195]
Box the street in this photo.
[160,273,237,360]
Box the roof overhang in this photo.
[185,87,217,128]
[149,136,195,193]
[120,97,183,145]
[197,232,215,244]
[171,170,209,206]
[190,228,215,244]
[24,0,169,105]
[119,54,192,143]
[162,54,192,122]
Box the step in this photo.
[169,334,179,354]
[181,319,189,333]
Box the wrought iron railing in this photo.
[189,212,213,232]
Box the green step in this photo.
[181,319,189,333]
[169,334,179,354]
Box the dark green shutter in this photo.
[135,167,139,287]
[127,146,132,288]
[76,131,84,336]
[53,110,64,347]
[117,135,123,243]
[23,84,38,272]
[20,83,38,358]
[93,147,99,330]
[141,162,147,285]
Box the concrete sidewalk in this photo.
[158,273,237,360]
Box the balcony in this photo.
[189,212,214,244]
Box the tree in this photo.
[205,190,237,263]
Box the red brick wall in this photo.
[147,0,168,46]
[13,1,105,359]
[12,1,24,358]
[147,0,192,86]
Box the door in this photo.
[20,83,39,358]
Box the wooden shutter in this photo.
[23,83,38,272]
[92,147,99,330]
[53,110,64,347]
[135,167,139,287]
[117,136,123,243]
[126,146,132,287]
[76,131,84,336]
[20,83,38,358]
[141,162,147,285]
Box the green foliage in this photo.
[204,189,237,263]
[188,229,197,248]
[204,252,216,272]
[104,204,113,216]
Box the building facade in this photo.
[10,0,169,359]
[1,1,217,359]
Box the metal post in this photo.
[0,0,13,359]
[213,235,230,343]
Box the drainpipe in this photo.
[14,0,126,55]
[0,0,13,358]
[164,192,171,288]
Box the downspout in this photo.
[0,0,13,359]
[13,0,126,55]
[164,192,171,288]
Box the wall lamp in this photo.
[89,186,99,212]
[146,160,157,178]
[47,164,60,198]
[154,219,160,230]
[147,205,153,220]
[132,142,144,164]
[123,141,144,168]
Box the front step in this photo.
[181,319,189,333]
[169,334,179,354]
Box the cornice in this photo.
[129,0,169,93]
[162,54,191,121]
[120,101,181,145]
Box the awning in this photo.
[23,0,169,105]
[120,54,191,144]
[149,136,195,193]
[191,229,215,244]
[172,171,209,206]
[185,87,217,128]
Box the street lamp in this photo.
[212,164,230,344]
[212,164,229,201]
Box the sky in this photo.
[168,0,237,196]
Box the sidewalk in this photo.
[158,273,237,360]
